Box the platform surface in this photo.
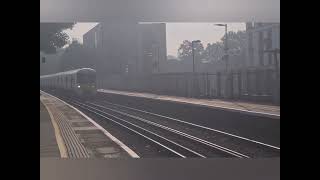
[99,89,280,119]
[40,101,61,157]
[40,91,138,158]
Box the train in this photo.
[40,68,97,98]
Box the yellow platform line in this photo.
[41,98,68,158]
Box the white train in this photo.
[40,68,97,97]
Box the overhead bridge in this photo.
[40,0,280,22]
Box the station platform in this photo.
[40,101,61,157]
[98,89,280,119]
[40,91,139,158]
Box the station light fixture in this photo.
[214,23,227,27]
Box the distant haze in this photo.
[64,22,246,57]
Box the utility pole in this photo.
[215,24,228,72]
[191,40,201,97]
[192,40,201,73]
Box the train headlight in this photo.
[77,85,81,88]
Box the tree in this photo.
[40,23,75,54]
[177,40,205,62]
[220,30,246,55]
[202,30,247,63]
[202,42,224,62]
[60,40,96,71]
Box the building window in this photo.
[258,31,264,66]
[246,22,254,30]
[267,29,273,65]
[248,32,254,66]
[100,27,103,48]
[94,31,97,48]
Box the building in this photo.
[245,22,280,69]
[137,23,167,74]
[83,23,167,75]
[82,22,167,90]
[40,49,64,75]
[240,22,280,103]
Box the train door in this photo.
[59,76,62,89]
[67,74,71,90]
[63,75,66,90]
[70,74,74,89]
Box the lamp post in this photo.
[152,42,161,73]
[215,24,232,98]
[214,24,228,72]
[191,40,201,97]
[191,40,201,73]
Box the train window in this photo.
[77,72,96,84]
[71,76,74,87]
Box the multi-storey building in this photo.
[245,22,280,69]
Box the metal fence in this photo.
[98,68,280,104]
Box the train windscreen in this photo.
[77,71,96,84]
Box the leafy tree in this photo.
[177,40,205,62]
[202,42,224,62]
[202,30,247,62]
[60,40,96,71]
[220,30,246,55]
[40,23,75,54]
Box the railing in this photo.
[98,68,280,104]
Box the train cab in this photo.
[40,68,97,99]
[74,68,97,97]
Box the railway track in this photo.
[92,99,280,157]
[49,91,280,158]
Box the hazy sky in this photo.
[64,22,246,57]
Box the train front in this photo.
[75,69,97,98]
